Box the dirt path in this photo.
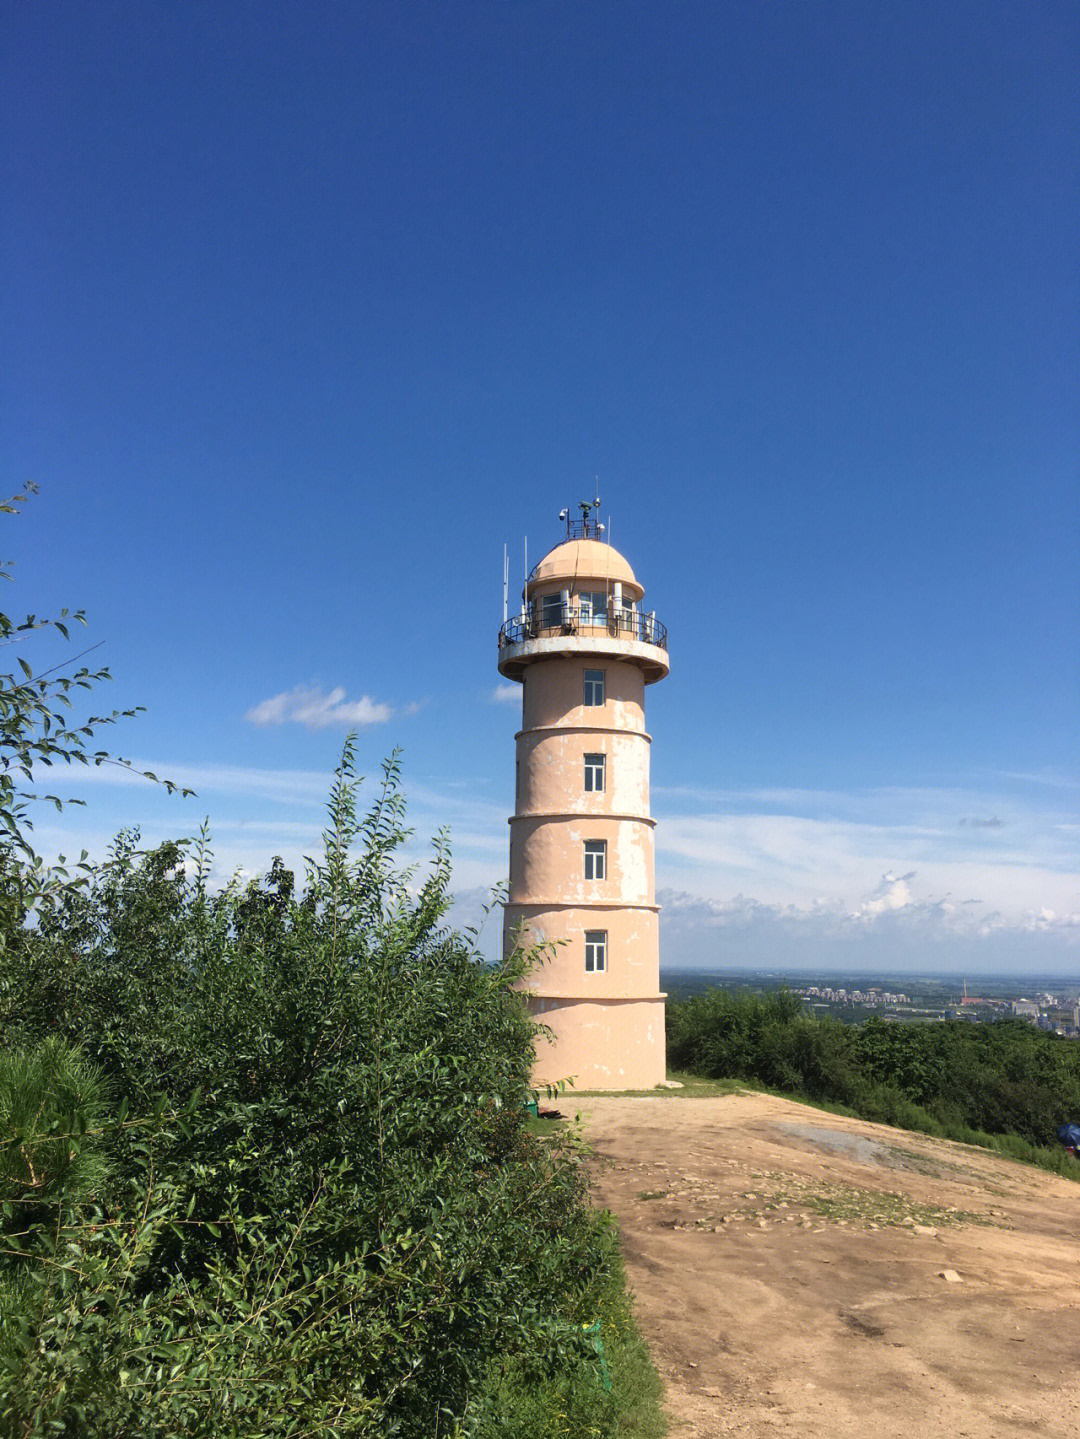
[579,1093,1080,1438]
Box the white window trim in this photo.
[583,668,605,706]
[584,929,608,973]
[579,591,608,623]
[584,839,607,881]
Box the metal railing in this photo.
[498,605,667,650]
[562,516,604,542]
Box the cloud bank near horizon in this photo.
[30,761,1080,972]
[652,780,1078,922]
[654,885,1080,975]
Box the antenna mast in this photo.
[502,544,508,624]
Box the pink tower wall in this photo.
[502,606,668,1090]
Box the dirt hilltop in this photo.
[579,1092,1080,1438]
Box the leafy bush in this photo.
[0,746,664,1437]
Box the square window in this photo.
[579,590,608,624]
[541,594,565,628]
[584,752,605,792]
[584,930,607,973]
[584,839,607,881]
[583,669,605,706]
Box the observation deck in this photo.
[497,603,669,684]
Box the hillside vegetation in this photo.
[668,987,1080,1177]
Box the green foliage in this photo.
[668,987,1080,1174]
[0,1037,111,1213]
[0,485,192,936]
[470,1248,666,1439]
[0,741,664,1437]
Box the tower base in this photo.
[528,995,667,1091]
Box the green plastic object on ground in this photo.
[583,1321,612,1392]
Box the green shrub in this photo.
[470,1246,665,1439]
[0,747,664,1438]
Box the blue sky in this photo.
[3,1,1077,974]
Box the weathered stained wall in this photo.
[529,997,667,1089]
[507,904,660,997]
[509,815,654,906]
[522,656,645,733]
[514,727,651,816]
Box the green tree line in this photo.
[668,987,1080,1174]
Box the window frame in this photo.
[583,752,606,793]
[583,839,607,882]
[584,929,608,973]
[579,590,608,624]
[541,593,564,629]
[583,668,605,706]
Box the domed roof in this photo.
[527,539,643,598]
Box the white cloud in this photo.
[855,870,918,918]
[645,776,1080,973]
[490,684,520,705]
[653,781,1079,924]
[1024,907,1080,934]
[656,878,1080,975]
[245,685,407,730]
[996,770,1080,790]
[32,754,510,873]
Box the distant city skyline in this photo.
[3,1,1077,975]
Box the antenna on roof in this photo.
[502,544,508,624]
[579,496,603,539]
[596,475,611,545]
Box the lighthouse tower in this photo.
[498,501,669,1090]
